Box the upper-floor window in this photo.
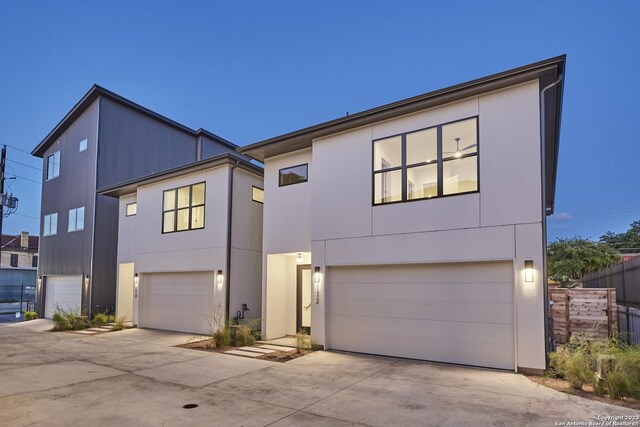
[43,213,58,236]
[373,117,478,205]
[79,139,88,152]
[126,202,137,216]
[252,186,264,204]
[68,207,85,232]
[10,253,18,267]
[279,164,308,186]
[162,182,205,233]
[32,255,38,268]
[47,151,60,180]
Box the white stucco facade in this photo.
[114,161,263,334]
[260,80,549,371]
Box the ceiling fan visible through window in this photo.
[443,137,477,158]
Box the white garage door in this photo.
[140,272,215,335]
[327,262,515,370]
[45,275,83,318]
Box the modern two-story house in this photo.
[239,56,565,373]
[99,154,263,334]
[32,86,246,319]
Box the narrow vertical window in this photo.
[10,254,18,267]
[43,213,58,236]
[47,151,60,180]
[68,207,85,232]
[252,186,264,203]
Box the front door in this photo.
[297,265,311,334]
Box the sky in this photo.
[0,1,638,243]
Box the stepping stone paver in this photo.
[238,347,275,354]
[259,344,296,352]
[87,328,108,332]
[224,350,261,358]
[73,330,98,335]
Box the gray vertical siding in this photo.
[96,98,198,189]
[200,135,241,159]
[90,195,120,313]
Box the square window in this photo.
[374,169,402,204]
[407,164,438,200]
[373,136,402,171]
[79,139,88,152]
[126,202,137,216]
[443,156,478,195]
[162,182,205,233]
[279,164,308,186]
[252,186,264,203]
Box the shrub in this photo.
[235,324,255,346]
[551,333,640,399]
[110,315,127,331]
[24,311,37,321]
[92,313,109,327]
[295,330,312,354]
[51,306,87,331]
[206,303,231,348]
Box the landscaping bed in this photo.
[176,337,313,362]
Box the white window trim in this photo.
[68,206,85,232]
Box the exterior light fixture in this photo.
[84,275,90,287]
[296,253,303,264]
[134,273,139,298]
[217,270,224,288]
[313,267,321,304]
[37,276,42,288]
[524,260,534,283]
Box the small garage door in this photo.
[327,262,515,370]
[140,272,215,334]
[45,275,83,318]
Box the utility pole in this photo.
[0,145,5,272]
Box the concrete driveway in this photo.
[0,320,637,426]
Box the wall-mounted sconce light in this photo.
[84,275,90,288]
[524,260,534,283]
[296,253,303,264]
[37,276,42,288]
[217,270,224,289]
[314,266,321,304]
[134,273,139,298]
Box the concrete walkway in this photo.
[0,320,637,426]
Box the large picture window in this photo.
[373,117,478,205]
[162,182,205,233]
[47,151,60,180]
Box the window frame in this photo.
[252,186,264,204]
[161,182,206,234]
[43,213,58,237]
[46,150,60,181]
[278,163,308,187]
[371,116,480,206]
[10,253,18,267]
[68,206,85,232]
[126,202,137,217]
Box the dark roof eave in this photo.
[32,85,237,157]
[98,153,263,198]
[238,55,566,162]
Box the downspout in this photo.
[225,159,240,319]
[540,73,563,366]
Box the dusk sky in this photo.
[0,1,638,243]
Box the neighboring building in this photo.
[99,154,263,334]
[1,232,39,270]
[32,85,247,318]
[621,253,640,263]
[239,56,565,373]
[0,232,39,300]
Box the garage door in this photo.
[140,272,215,334]
[45,275,83,318]
[327,262,514,370]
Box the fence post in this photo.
[20,283,24,316]
[565,290,571,341]
[621,261,630,341]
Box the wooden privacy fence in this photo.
[549,288,617,344]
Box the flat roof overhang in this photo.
[239,55,565,213]
[98,153,263,198]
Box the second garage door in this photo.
[140,272,215,334]
[45,275,83,318]
[327,262,515,370]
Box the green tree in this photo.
[600,220,640,254]
[547,237,620,286]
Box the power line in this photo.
[8,159,41,171]
[0,141,35,157]
[13,213,39,220]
